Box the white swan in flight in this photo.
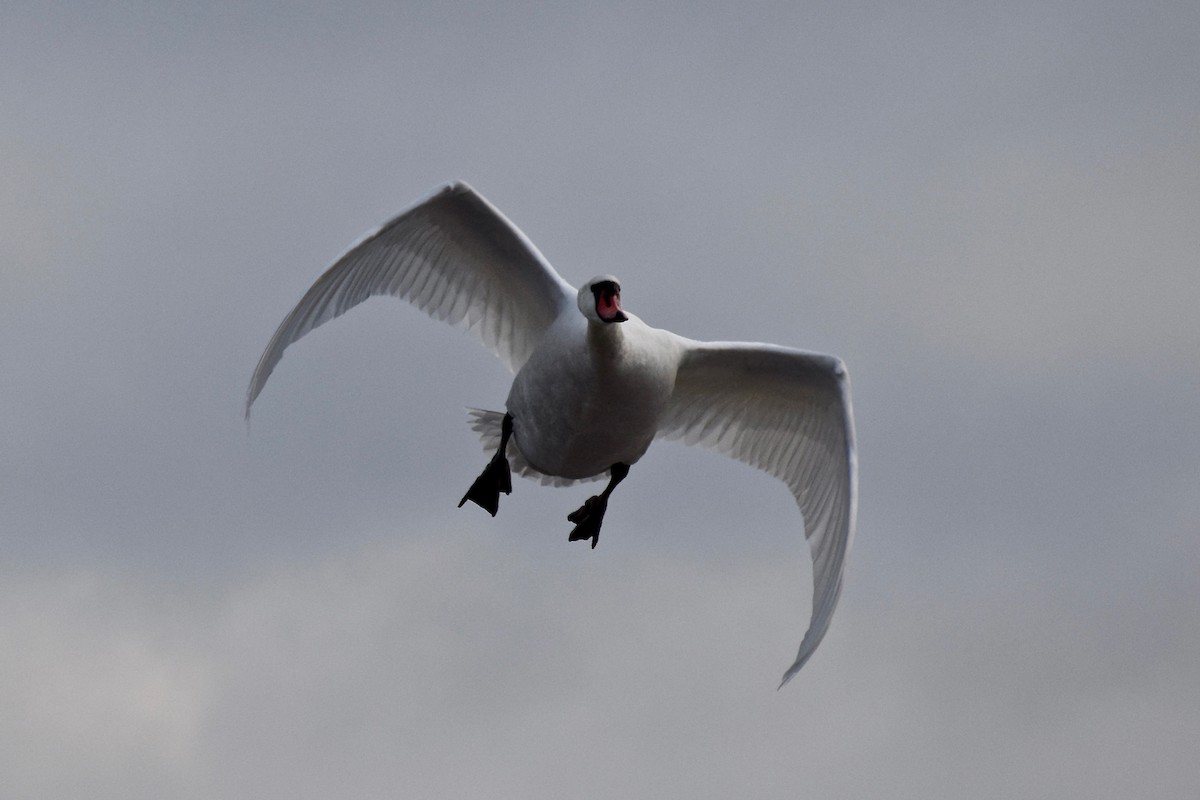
[247,182,857,685]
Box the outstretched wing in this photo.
[246,181,576,416]
[658,341,857,686]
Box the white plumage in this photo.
[247,181,857,686]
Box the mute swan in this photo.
[247,182,856,685]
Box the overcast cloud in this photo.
[3,2,1198,798]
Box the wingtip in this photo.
[777,663,802,690]
[244,382,259,422]
[777,638,820,689]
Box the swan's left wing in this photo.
[246,181,576,416]
[658,341,857,686]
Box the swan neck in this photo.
[586,319,624,357]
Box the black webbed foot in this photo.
[458,454,512,517]
[567,495,608,549]
[565,463,630,549]
[459,412,514,517]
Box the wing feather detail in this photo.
[658,341,857,686]
[246,182,575,416]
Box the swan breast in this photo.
[506,315,681,479]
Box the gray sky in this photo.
[3,2,1199,798]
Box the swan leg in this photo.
[567,462,630,549]
[458,413,513,517]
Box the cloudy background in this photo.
[3,2,1198,797]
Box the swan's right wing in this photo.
[658,341,857,687]
[247,181,576,416]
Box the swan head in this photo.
[578,275,628,324]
